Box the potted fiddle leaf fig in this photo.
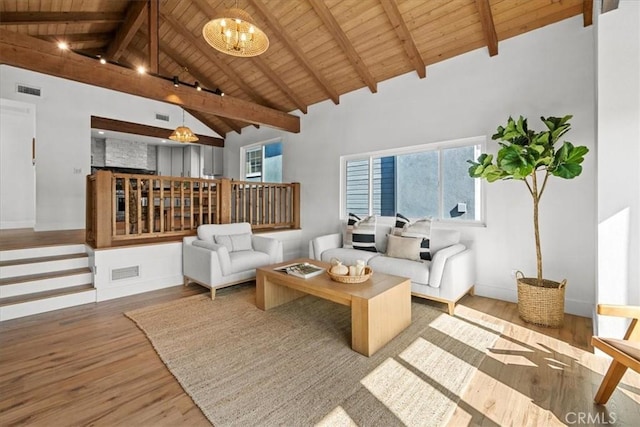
[468,115,589,327]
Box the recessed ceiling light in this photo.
[137,66,146,74]
[98,131,105,135]
[58,41,69,50]
[161,140,166,143]
[99,58,107,65]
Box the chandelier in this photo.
[202,6,269,57]
[169,109,199,143]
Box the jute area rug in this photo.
[125,284,502,427]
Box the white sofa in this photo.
[309,225,475,314]
[183,223,283,299]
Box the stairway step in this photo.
[0,244,87,262]
[0,284,94,307]
[0,254,89,279]
[0,268,93,298]
[0,252,88,267]
[0,286,96,321]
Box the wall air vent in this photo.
[111,265,140,281]
[16,84,41,97]
[155,113,170,122]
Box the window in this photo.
[242,140,282,182]
[342,137,483,223]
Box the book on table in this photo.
[275,262,325,279]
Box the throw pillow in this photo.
[214,233,253,252]
[401,218,432,261]
[230,233,253,251]
[214,234,233,252]
[343,212,361,249]
[393,213,410,236]
[352,215,377,252]
[386,234,421,261]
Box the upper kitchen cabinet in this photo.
[202,146,223,177]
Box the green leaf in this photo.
[553,163,583,179]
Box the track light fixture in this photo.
[173,76,180,87]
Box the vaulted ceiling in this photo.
[0,0,592,139]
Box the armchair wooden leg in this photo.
[595,360,628,404]
[211,288,216,300]
[447,302,455,315]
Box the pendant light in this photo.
[169,109,199,143]
[202,1,269,57]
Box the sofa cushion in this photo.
[352,215,377,252]
[386,234,421,261]
[320,247,379,266]
[229,250,271,274]
[368,255,430,286]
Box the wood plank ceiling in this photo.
[0,0,590,139]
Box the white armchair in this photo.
[183,223,283,299]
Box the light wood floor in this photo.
[0,228,85,251]
[1,284,638,426]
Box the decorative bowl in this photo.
[327,266,373,283]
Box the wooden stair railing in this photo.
[86,170,300,249]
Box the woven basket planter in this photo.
[516,271,566,328]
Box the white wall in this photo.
[225,17,597,316]
[90,242,183,301]
[596,0,640,336]
[0,66,220,230]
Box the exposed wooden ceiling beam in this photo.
[475,0,499,57]
[184,109,228,142]
[0,29,300,133]
[379,0,425,79]
[248,0,340,105]
[106,1,147,61]
[189,0,308,114]
[119,44,231,137]
[583,0,594,26]
[148,0,159,74]
[308,0,377,93]
[159,11,277,110]
[91,116,223,147]
[40,32,112,44]
[0,12,123,25]
[144,38,244,134]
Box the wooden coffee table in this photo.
[256,258,411,357]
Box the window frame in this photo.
[340,135,486,226]
[239,137,283,183]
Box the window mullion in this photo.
[368,156,374,216]
[439,149,444,220]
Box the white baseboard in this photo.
[96,275,183,302]
[474,283,593,318]
[1,220,35,229]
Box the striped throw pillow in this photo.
[352,215,377,252]
[394,213,410,236]
[343,212,361,249]
[400,217,432,261]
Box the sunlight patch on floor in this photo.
[361,357,453,426]
[400,337,476,392]
[315,406,357,427]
